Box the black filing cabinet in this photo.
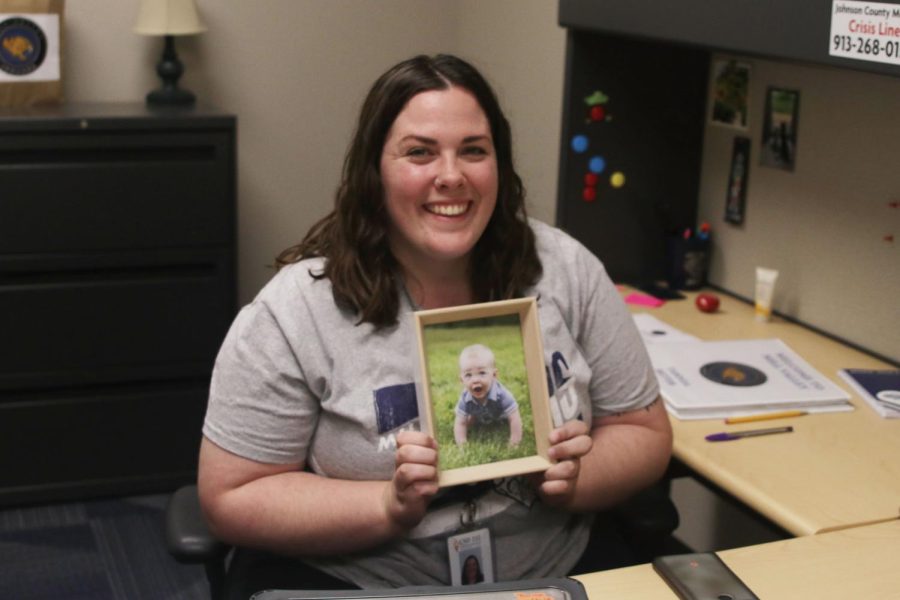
[0,103,237,506]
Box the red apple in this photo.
[695,293,720,313]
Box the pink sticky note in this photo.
[624,292,664,308]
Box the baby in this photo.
[453,344,522,447]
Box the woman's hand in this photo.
[532,419,593,505]
[383,431,439,531]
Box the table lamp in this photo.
[134,0,207,106]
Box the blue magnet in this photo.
[570,135,589,153]
[588,155,606,174]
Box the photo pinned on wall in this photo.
[760,87,799,171]
[413,297,553,487]
[0,0,65,107]
[710,59,751,130]
[725,136,751,225]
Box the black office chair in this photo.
[605,477,683,564]
[165,484,231,599]
[165,476,681,599]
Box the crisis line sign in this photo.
[830,0,900,66]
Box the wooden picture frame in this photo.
[724,136,751,224]
[760,86,800,171]
[710,59,751,130]
[413,297,553,487]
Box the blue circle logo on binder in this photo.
[699,362,767,387]
[0,17,48,76]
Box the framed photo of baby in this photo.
[413,297,554,487]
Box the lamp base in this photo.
[145,35,197,107]
[146,87,196,106]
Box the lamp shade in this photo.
[134,0,207,36]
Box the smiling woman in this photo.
[198,53,670,598]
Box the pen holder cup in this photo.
[665,236,710,291]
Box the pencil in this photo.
[724,410,808,424]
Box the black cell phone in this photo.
[652,553,759,600]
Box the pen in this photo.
[724,410,808,424]
[705,426,794,442]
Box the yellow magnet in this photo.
[610,172,626,188]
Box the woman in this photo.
[198,54,671,596]
[461,555,484,585]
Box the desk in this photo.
[626,288,900,535]
[574,518,900,598]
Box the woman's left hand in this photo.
[532,419,593,504]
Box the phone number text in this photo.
[833,35,900,58]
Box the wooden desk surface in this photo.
[625,288,900,535]
[574,519,900,599]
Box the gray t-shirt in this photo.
[202,219,659,588]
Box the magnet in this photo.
[584,173,599,187]
[588,156,606,174]
[610,171,626,188]
[589,105,606,121]
[582,187,597,202]
[570,134,589,153]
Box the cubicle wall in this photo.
[557,0,900,363]
[556,32,708,284]
[696,55,900,363]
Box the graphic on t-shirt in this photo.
[546,349,585,426]
[374,382,419,433]
[548,351,572,395]
[492,475,538,509]
[373,382,420,452]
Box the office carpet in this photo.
[0,493,208,600]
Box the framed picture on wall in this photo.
[760,87,800,171]
[413,298,553,487]
[710,59,751,129]
[725,136,751,224]
[0,0,65,107]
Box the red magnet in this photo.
[582,187,597,202]
[584,173,599,187]
[589,105,606,121]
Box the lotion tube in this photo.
[754,267,779,322]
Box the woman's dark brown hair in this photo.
[276,54,541,328]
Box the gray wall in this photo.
[62,0,565,305]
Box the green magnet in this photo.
[584,90,609,106]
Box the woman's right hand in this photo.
[383,431,439,531]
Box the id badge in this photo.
[448,527,494,586]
